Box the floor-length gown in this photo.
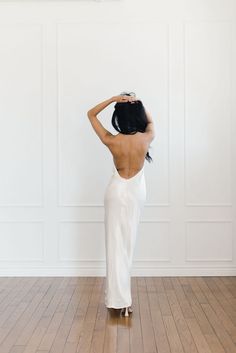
[104,161,146,308]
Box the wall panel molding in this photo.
[0,221,45,262]
[183,21,233,207]
[0,23,44,208]
[56,21,170,208]
[185,220,233,262]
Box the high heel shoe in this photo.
[121,306,133,316]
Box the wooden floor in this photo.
[0,277,236,353]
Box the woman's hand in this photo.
[111,95,138,103]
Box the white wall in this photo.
[0,0,235,276]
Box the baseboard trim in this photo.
[0,266,235,276]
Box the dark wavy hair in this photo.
[111,95,153,162]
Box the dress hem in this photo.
[105,303,132,309]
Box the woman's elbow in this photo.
[87,110,94,118]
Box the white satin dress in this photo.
[104,161,146,309]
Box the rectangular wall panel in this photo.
[0,25,43,206]
[0,222,44,261]
[134,222,171,262]
[57,22,169,206]
[186,221,233,261]
[185,22,232,206]
[58,221,105,261]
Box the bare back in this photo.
[107,132,151,179]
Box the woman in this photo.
[87,92,155,317]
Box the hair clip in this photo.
[120,91,136,97]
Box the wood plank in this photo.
[146,277,171,353]
[129,277,145,353]
[137,277,157,353]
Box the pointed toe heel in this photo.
[121,306,132,317]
